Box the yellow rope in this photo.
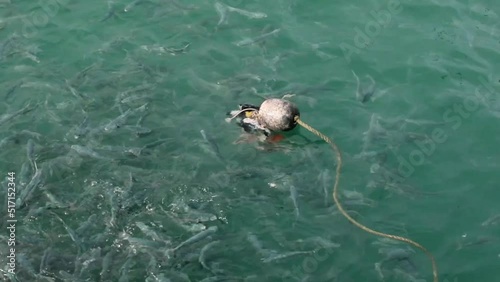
[227,108,258,121]
[295,116,438,282]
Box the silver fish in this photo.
[18,161,32,188]
[374,262,384,280]
[100,251,113,278]
[246,233,273,257]
[199,276,239,282]
[141,138,172,155]
[124,0,149,12]
[106,188,119,228]
[200,129,224,161]
[298,236,341,249]
[124,0,140,12]
[456,235,495,250]
[105,103,148,132]
[183,209,218,223]
[0,130,42,148]
[199,240,220,272]
[20,130,43,139]
[0,35,18,60]
[235,28,280,47]
[392,268,425,282]
[120,232,165,250]
[247,233,264,251]
[39,247,52,274]
[73,116,89,139]
[120,83,154,97]
[164,43,190,55]
[289,185,300,218]
[76,214,97,236]
[217,73,261,87]
[65,79,91,101]
[261,250,313,263]
[70,62,100,86]
[135,222,161,241]
[0,136,11,149]
[5,80,23,101]
[16,163,43,207]
[43,191,66,208]
[99,145,143,157]
[225,4,267,19]
[123,125,152,137]
[58,270,76,281]
[26,139,35,168]
[125,172,134,190]
[214,2,228,26]
[52,212,80,247]
[142,138,170,149]
[70,145,109,160]
[146,253,159,276]
[101,0,117,22]
[161,207,208,233]
[378,247,415,262]
[118,255,134,282]
[0,102,37,126]
[168,226,218,255]
[17,252,46,280]
[120,94,151,104]
[481,213,500,227]
[76,247,101,277]
[318,169,330,206]
[352,70,376,103]
[104,109,132,132]
[342,189,376,207]
[362,114,387,152]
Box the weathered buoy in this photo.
[256,98,300,132]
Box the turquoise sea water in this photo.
[1,0,500,281]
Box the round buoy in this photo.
[257,98,300,132]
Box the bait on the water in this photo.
[226,98,439,282]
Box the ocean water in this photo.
[1,0,500,281]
